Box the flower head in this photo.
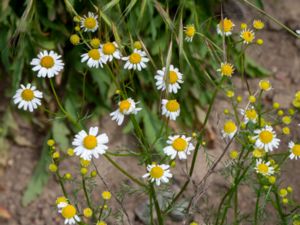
[253,19,264,30]
[255,159,274,176]
[13,83,43,112]
[30,50,64,78]
[56,196,68,210]
[161,99,180,120]
[218,62,235,77]
[240,106,258,124]
[143,163,172,186]
[163,135,195,160]
[259,80,271,91]
[217,18,235,36]
[60,204,81,224]
[184,24,196,42]
[72,127,109,161]
[289,141,300,160]
[253,126,280,152]
[110,98,142,126]
[100,42,122,61]
[81,48,108,68]
[222,120,237,139]
[240,29,255,44]
[155,65,183,93]
[122,49,149,71]
[252,148,265,158]
[80,12,98,32]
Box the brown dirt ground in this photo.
[0,1,300,225]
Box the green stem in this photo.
[150,184,164,225]
[254,187,262,225]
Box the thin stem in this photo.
[150,184,164,225]
[254,187,262,225]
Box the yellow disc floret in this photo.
[246,109,257,120]
[166,100,180,112]
[257,163,269,175]
[253,20,264,30]
[83,135,97,149]
[129,53,142,64]
[133,41,142,50]
[259,130,273,144]
[150,166,164,178]
[223,121,237,134]
[102,191,112,200]
[241,29,255,43]
[259,80,271,91]
[83,207,93,218]
[88,49,101,60]
[70,34,80,45]
[185,24,196,37]
[168,71,178,84]
[172,138,187,152]
[84,17,97,29]
[119,100,131,113]
[102,42,116,55]
[220,63,234,77]
[62,205,76,219]
[292,144,300,156]
[90,38,101,48]
[40,56,54,68]
[253,148,265,158]
[219,18,234,33]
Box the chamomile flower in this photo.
[142,164,172,186]
[253,20,264,30]
[163,135,195,160]
[240,106,258,124]
[154,65,183,93]
[72,127,109,161]
[100,42,122,61]
[30,50,64,78]
[217,18,235,36]
[240,29,255,44]
[222,120,237,139]
[161,99,180,120]
[122,49,149,71]
[80,12,99,32]
[56,196,68,211]
[110,98,142,126]
[81,49,108,68]
[259,80,272,91]
[60,204,81,225]
[253,126,280,152]
[13,83,43,112]
[255,159,274,176]
[218,62,235,77]
[184,24,196,42]
[288,141,300,160]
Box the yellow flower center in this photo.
[221,63,234,76]
[62,205,76,219]
[259,130,273,144]
[172,138,187,152]
[259,80,271,91]
[253,149,265,158]
[185,25,195,37]
[246,109,257,120]
[253,20,264,29]
[88,49,101,60]
[292,144,300,156]
[168,71,178,84]
[102,42,116,55]
[129,53,141,64]
[219,18,234,33]
[56,196,67,205]
[166,100,180,112]
[84,17,97,29]
[21,89,34,101]
[119,100,131,113]
[40,56,54,68]
[257,163,269,175]
[83,135,97,150]
[223,121,237,134]
[242,31,254,43]
[150,166,164,179]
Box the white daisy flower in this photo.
[30,50,64,78]
[60,204,81,225]
[154,65,183,93]
[72,127,109,161]
[240,106,258,124]
[163,135,195,160]
[122,49,149,71]
[110,98,142,126]
[253,126,280,152]
[81,48,108,68]
[56,196,68,211]
[217,18,235,36]
[13,83,43,112]
[255,159,274,176]
[240,29,255,44]
[142,164,172,186]
[288,141,300,160]
[184,24,196,42]
[161,99,180,120]
[100,42,122,62]
[222,120,237,139]
[80,12,98,32]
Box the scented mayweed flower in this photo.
[96,221,107,225]
[240,106,258,124]
[240,29,255,44]
[110,98,142,126]
[255,159,275,176]
[253,19,264,30]
[81,48,107,68]
[60,204,81,224]
[288,141,300,160]
[90,38,101,48]
[30,50,64,78]
[122,49,149,71]
[143,163,172,186]
[72,127,109,161]
[80,12,98,32]
[229,150,239,160]
[56,196,68,210]
[222,120,237,139]
[154,65,183,93]
[13,83,43,112]
[161,99,180,120]
[163,135,195,160]
[100,42,122,62]
[218,62,235,77]
[184,24,196,42]
[259,79,272,91]
[102,191,112,200]
[253,126,280,152]
[252,148,265,158]
[217,18,235,36]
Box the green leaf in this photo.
[52,120,70,151]
[254,0,264,9]
[22,136,51,206]
[244,56,270,78]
